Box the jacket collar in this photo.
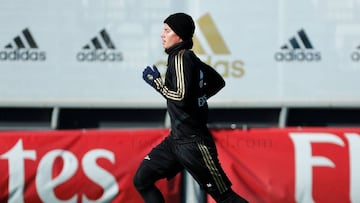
[165,40,193,56]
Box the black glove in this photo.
[142,65,161,88]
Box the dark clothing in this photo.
[134,41,248,203]
[153,40,225,141]
[134,130,231,192]
[133,133,248,203]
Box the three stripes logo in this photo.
[76,29,123,62]
[193,13,230,55]
[280,29,313,50]
[351,45,360,62]
[5,28,38,49]
[274,29,321,62]
[192,13,244,78]
[0,28,46,61]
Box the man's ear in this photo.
[176,35,183,43]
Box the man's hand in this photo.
[142,65,161,88]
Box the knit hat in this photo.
[164,13,195,41]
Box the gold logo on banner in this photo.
[193,13,230,55]
[193,13,244,78]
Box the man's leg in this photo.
[133,137,183,203]
[175,135,249,203]
[133,164,165,203]
[210,188,249,203]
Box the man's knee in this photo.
[133,164,157,191]
[133,168,147,191]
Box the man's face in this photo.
[161,23,182,49]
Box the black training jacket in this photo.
[153,41,225,140]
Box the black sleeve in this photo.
[154,50,196,106]
[198,59,225,99]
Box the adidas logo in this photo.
[191,13,244,78]
[274,29,321,62]
[0,28,46,61]
[5,28,38,49]
[351,45,360,62]
[76,29,123,62]
[193,13,230,55]
[280,29,313,50]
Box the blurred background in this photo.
[0,1,360,203]
[1,0,360,130]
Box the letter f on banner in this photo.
[289,133,345,203]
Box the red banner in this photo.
[0,129,180,203]
[0,128,360,203]
[209,128,360,203]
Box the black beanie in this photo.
[164,13,195,41]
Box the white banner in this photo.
[0,0,359,107]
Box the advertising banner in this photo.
[0,0,360,107]
[1,128,359,203]
[209,128,360,203]
[0,129,181,203]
